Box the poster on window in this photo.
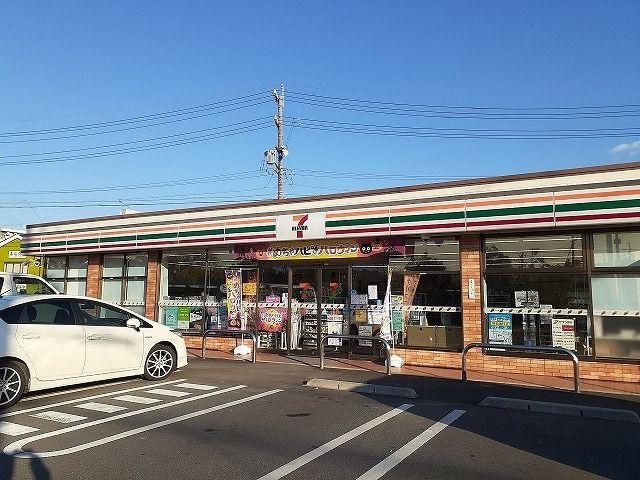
[514,291,540,308]
[177,306,191,330]
[488,313,513,345]
[257,306,287,333]
[327,314,343,346]
[552,318,576,350]
[164,307,178,328]
[225,270,242,329]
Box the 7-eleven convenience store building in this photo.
[22,162,640,385]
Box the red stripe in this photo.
[467,217,554,228]
[326,227,389,235]
[135,239,181,246]
[225,233,277,242]
[556,211,640,222]
[390,222,465,232]
[177,237,225,244]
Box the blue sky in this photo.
[1,1,639,228]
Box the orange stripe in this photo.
[467,194,553,208]
[225,217,276,226]
[326,208,389,219]
[390,202,465,214]
[555,188,640,202]
[292,215,305,222]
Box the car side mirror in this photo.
[126,318,142,331]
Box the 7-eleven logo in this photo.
[292,214,309,238]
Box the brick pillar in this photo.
[460,234,483,345]
[145,251,160,321]
[86,254,101,299]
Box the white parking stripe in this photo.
[146,388,191,397]
[7,389,283,458]
[4,385,247,458]
[355,409,466,480]
[0,421,39,436]
[256,404,414,480]
[22,380,135,402]
[0,379,184,419]
[74,403,127,414]
[175,383,217,391]
[112,395,161,405]
[30,412,87,424]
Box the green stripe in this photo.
[40,240,67,247]
[225,224,275,234]
[326,216,388,228]
[21,242,38,248]
[556,198,640,213]
[391,211,464,224]
[467,204,553,219]
[138,232,179,241]
[100,235,137,243]
[178,228,224,238]
[68,238,99,245]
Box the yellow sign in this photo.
[243,282,257,296]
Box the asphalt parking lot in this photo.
[1,357,639,480]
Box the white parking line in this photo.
[0,421,39,437]
[355,409,466,480]
[74,403,127,414]
[112,395,161,405]
[30,412,87,424]
[175,383,217,391]
[256,404,414,480]
[5,386,280,458]
[146,388,191,397]
[0,379,184,419]
[22,380,135,402]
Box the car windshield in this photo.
[12,276,57,295]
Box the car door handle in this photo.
[87,335,102,341]
[21,334,40,340]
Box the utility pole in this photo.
[265,84,286,199]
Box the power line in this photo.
[288,90,640,114]
[0,98,271,144]
[0,91,270,138]
[285,117,640,139]
[0,170,266,195]
[0,123,271,166]
[0,117,271,159]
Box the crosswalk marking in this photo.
[175,383,217,391]
[112,395,162,405]
[257,404,415,480]
[74,402,128,413]
[30,411,87,424]
[0,421,39,436]
[146,388,191,398]
[355,409,466,480]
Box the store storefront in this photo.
[23,162,640,385]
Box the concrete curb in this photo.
[480,396,640,423]
[305,379,418,398]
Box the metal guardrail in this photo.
[202,329,257,363]
[461,343,581,393]
[320,334,392,375]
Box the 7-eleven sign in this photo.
[276,212,326,241]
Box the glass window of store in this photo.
[591,230,640,360]
[101,253,147,315]
[351,266,388,338]
[484,234,590,355]
[45,255,88,295]
[390,237,462,350]
[158,249,255,333]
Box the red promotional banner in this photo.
[257,306,287,333]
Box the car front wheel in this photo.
[143,345,176,381]
[0,361,27,409]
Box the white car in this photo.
[0,294,188,408]
[0,272,59,296]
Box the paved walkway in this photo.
[188,348,640,396]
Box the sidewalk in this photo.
[188,348,640,397]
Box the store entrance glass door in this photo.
[290,268,320,351]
